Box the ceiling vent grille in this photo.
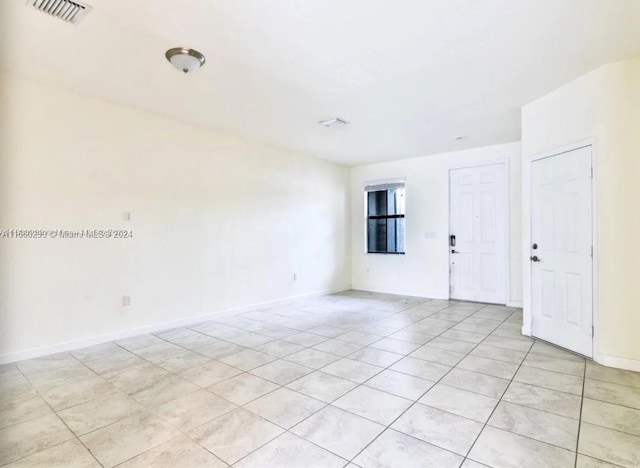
[29,0,92,25]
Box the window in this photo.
[365,182,405,254]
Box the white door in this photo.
[449,163,507,304]
[531,146,593,357]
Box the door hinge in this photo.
[591,325,594,337]
[590,167,594,179]
[591,245,593,258]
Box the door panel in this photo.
[449,163,507,304]
[531,146,593,357]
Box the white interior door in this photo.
[449,163,507,304]
[531,146,593,357]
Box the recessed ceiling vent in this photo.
[28,0,92,25]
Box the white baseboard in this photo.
[352,286,450,300]
[0,286,350,365]
[595,353,640,372]
[507,301,523,308]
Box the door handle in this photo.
[451,249,459,254]
[530,255,541,262]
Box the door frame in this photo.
[448,159,510,305]
[522,138,598,359]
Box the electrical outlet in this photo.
[123,211,132,222]
[293,273,298,281]
[122,295,132,307]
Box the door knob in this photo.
[530,255,541,262]
[451,249,459,254]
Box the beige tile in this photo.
[189,408,283,464]
[38,375,119,411]
[333,386,412,425]
[440,329,486,344]
[481,335,533,352]
[244,387,324,428]
[209,373,279,405]
[234,433,345,468]
[392,404,483,455]
[70,342,125,363]
[365,369,434,400]
[409,345,465,366]
[470,344,527,365]
[156,351,211,373]
[523,353,585,377]
[388,331,434,345]
[285,348,340,369]
[349,347,404,367]
[354,428,463,468]
[292,406,384,459]
[117,435,226,468]
[390,357,451,381]
[16,353,84,377]
[4,439,99,468]
[195,341,246,359]
[502,381,582,419]
[469,426,575,468]
[420,384,498,423]
[104,363,170,394]
[0,391,52,430]
[582,398,640,437]
[220,349,278,371]
[180,360,242,387]
[336,331,381,346]
[155,389,236,432]
[578,422,640,467]
[83,351,146,375]
[129,374,199,407]
[115,334,165,351]
[586,362,640,389]
[80,413,180,467]
[489,401,579,450]
[131,342,190,363]
[514,366,583,395]
[576,454,622,467]
[441,368,509,398]
[282,332,327,347]
[0,414,74,465]
[57,393,145,435]
[286,371,357,403]
[312,339,364,357]
[320,358,383,383]
[249,359,313,385]
[584,378,640,409]
[529,341,585,361]
[426,337,476,354]
[457,355,519,380]
[370,337,424,354]
[255,340,305,357]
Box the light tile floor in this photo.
[1,290,640,467]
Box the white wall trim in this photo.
[353,287,450,300]
[595,354,640,373]
[507,301,523,308]
[522,138,598,359]
[0,286,350,365]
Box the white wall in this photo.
[0,74,351,362]
[522,56,640,370]
[350,142,522,305]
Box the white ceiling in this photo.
[1,0,639,165]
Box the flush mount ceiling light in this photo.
[319,118,349,128]
[165,48,206,74]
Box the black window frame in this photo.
[365,183,406,254]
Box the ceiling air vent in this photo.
[28,0,92,25]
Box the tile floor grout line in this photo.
[573,358,587,468]
[341,303,515,465]
[460,333,538,466]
